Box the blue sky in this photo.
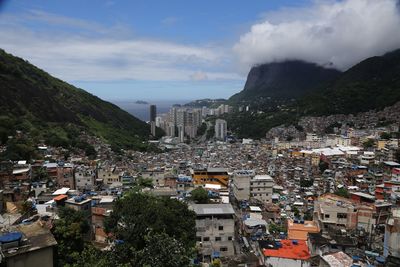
[0,0,311,100]
[1,0,400,101]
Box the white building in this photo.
[74,166,95,190]
[215,119,227,140]
[191,204,235,261]
[232,170,254,201]
[250,175,274,203]
[384,208,400,258]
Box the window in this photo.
[203,237,210,241]
[196,236,202,242]
[215,237,221,241]
[325,214,330,219]
[337,213,347,219]
[228,236,233,241]
[218,226,224,230]
[220,247,228,252]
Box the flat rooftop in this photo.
[191,203,234,216]
[252,175,273,181]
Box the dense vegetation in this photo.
[51,187,196,267]
[0,49,162,153]
[184,98,226,108]
[300,49,400,115]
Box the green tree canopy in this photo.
[104,191,196,265]
[363,138,375,149]
[335,187,349,198]
[190,187,210,204]
[51,206,90,266]
[380,132,392,140]
[319,161,329,173]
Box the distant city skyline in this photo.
[1,0,400,100]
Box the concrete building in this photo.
[149,104,156,122]
[250,175,274,203]
[98,168,120,185]
[192,168,229,188]
[384,208,400,258]
[259,239,311,267]
[150,121,156,136]
[287,219,320,241]
[191,204,235,261]
[320,251,353,267]
[314,194,358,231]
[74,166,95,190]
[215,119,227,140]
[232,170,254,202]
[0,221,57,267]
[178,125,185,143]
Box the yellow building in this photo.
[191,168,229,187]
[377,140,388,150]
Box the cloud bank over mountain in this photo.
[234,0,400,70]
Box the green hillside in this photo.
[225,49,400,139]
[0,49,157,156]
[300,49,400,115]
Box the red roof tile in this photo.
[263,239,310,260]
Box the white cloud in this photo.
[234,0,400,70]
[0,10,242,82]
[190,71,208,81]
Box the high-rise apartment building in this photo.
[149,104,157,122]
[215,119,227,140]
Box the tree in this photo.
[319,161,329,173]
[32,167,49,182]
[71,245,121,267]
[51,207,90,266]
[190,187,209,204]
[196,123,207,136]
[292,206,300,218]
[104,191,196,265]
[138,232,193,267]
[334,187,349,198]
[20,200,35,216]
[363,138,375,149]
[303,210,313,221]
[300,178,313,188]
[269,223,286,234]
[135,177,153,188]
[380,132,391,140]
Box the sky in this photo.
[1,0,400,101]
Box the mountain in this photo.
[225,49,400,139]
[0,49,156,153]
[229,60,341,104]
[300,49,400,115]
[184,98,226,108]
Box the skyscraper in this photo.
[149,105,157,122]
[215,119,227,140]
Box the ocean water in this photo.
[111,99,191,121]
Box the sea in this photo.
[110,99,192,122]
